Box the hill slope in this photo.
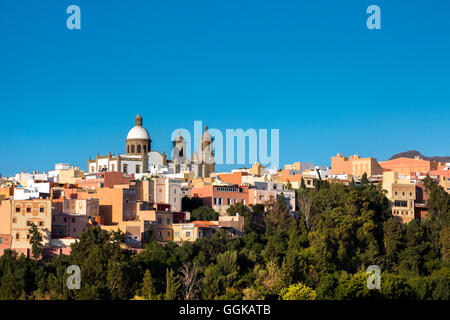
[389,150,450,163]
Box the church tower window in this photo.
[137,145,141,153]
[131,145,135,153]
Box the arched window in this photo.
[137,145,141,153]
[131,145,135,153]
[127,145,130,153]
[143,145,147,153]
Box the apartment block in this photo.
[0,199,52,257]
[332,153,383,177]
[382,172,416,223]
[191,184,249,215]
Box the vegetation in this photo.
[190,206,219,221]
[0,178,449,300]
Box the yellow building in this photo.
[172,215,244,243]
[0,199,52,257]
[382,172,416,223]
[59,167,85,184]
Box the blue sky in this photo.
[1,0,449,176]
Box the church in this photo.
[88,114,215,178]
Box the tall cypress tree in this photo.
[29,223,43,259]
[165,268,180,300]
[141,269,157,300]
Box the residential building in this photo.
[248,182,296,212]
[0,199,52,257]
[191,184,249,215]
[331,153,383,177]
[382,172,416,223]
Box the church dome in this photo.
[126,114,151,140]
[127,126,150,140]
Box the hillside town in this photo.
[0,114,449,258]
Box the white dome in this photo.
[127,126,150,140]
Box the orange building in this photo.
[191,184,249,215]
[87,185,137,225]
[429,168,450,194]
[0,187,13,200]
[331,153,383,177]
[217,172,248,185]
[380,157,439,176]
[75,172,132,190]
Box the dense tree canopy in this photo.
[0,179,449,300]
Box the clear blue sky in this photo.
[1,0,449,176]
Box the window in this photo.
[410,192,412,196]
[131,145,135,153]
[16,233,19,240]
[186,232,191,237]
[394,200,407,207]
[74,228,76,232]
[15,207,20,213]
[198,231,202,238]
[227,198,231,205]
[167,218,171,225]
[12,218,17,223]
[143,145,147,153]
[167,231,170,237]
[26,207,31,213]
[213,197,217,205]
[111,164,115,171]
[242,199,246,205]
[127,145,130,153]
[123,164,128,174]
[159,231,162,237]
[64,217,67,222]
[71,218,75,223]
[137,145,141,153]
[395,191,398,195]
[0,237,2,244]
[39,207,44,213]
[158,218,162,224]
[175,232,180,237]
[136,165,141,174]
[234,198,237,204]
[174,189,176,194]
[27,234,30,240]
[27,221,32,226]
[39,221,44,227]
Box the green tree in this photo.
[29,223,43,259]
[280,282,316,300]
[182,196,204,212]
[191,206,219,221]
[360,172,369,185]
[285,180,292,190]
[300,178,306,189]
[141,269,158,300]
[165,268,180,300]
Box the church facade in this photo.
[88,114,215,178]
